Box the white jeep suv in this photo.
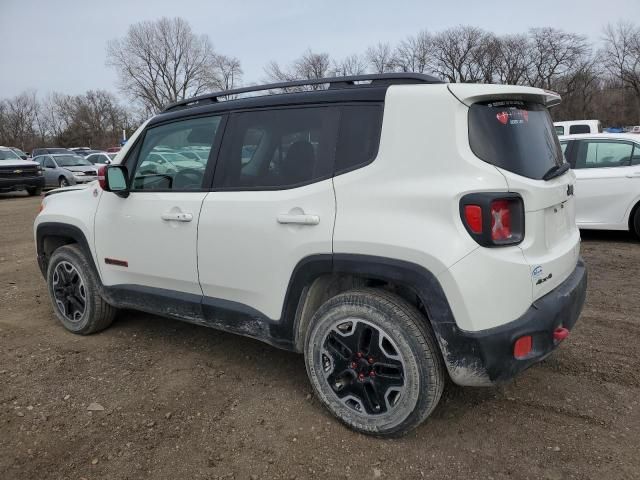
[34,74,587,436]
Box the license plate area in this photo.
[545,199,573,248]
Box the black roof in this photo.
[151,73,442,126]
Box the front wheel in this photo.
[59,177,70,188]
[46,245,117,334]
[304,289,445,437]
[27,186,42,196]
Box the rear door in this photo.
[567,139,638,227]
[94,114,224,295]
[197,106,339,320]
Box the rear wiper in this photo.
[542,162,570,181]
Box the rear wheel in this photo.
[46,245,116,334]
[632,206,640,240]
[304,289,445,437]
[59,177,69,188]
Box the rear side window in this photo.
[573,141,634,169]
[569,124,590,135]
[215,107,339,190]
[468,101,563,180]
[334,105,383,174]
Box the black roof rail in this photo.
[162,73,442,112]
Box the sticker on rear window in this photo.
[496,108,529,126]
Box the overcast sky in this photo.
[1,0,636,100]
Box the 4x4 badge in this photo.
[567,184,574,196]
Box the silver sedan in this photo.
[33,154,99,188]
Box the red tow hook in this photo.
[553,327,570,343]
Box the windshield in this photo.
[0,149,22,160]
[468,101,564,180]
[55,155,93,167]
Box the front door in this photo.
[94,114,224,296]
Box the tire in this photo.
[27,187,42,196]
[304,288,445,437]
[59,177,69,188]
[632,206,640,240]
[46,244,116,335]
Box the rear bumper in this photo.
[439,258,587,386]
[0,176,45,191]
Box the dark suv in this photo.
[0,147,44,195]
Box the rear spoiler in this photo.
[447,84,561,108]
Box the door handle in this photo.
[161,212,193,222]
[277,213,320,225]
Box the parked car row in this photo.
[555,120,640,136]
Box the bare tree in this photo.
[431,26,487,82]
[210,55,243,91]
[264,50,331,90]
[331,54,367,76]
[0,91,38,151]
[526,28,590,93]
[494,34,532,85]
[473,33,502,83]
[393,31,433,73]
[366,42,395,73]
[601,22,640,99]
[106,17,241,113]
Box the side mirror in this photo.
[98,165,129,197]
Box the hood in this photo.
[0,159,40,168]
[63,165,98,174]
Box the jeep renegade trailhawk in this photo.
[35,74,587,436]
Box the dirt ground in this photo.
[0,192,638,480]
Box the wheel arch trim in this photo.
[35,222,99,279]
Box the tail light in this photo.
[98,165,107,190]
[460,193,524,247]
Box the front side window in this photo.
[215,107,339,189]
[468,100,564,180]
[131,115,221,191]
[555,126,565,136]
[573,141,634,169]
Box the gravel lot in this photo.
[1,192,639,480]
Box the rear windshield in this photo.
[468,101,563,180]
[569,124,590,134]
